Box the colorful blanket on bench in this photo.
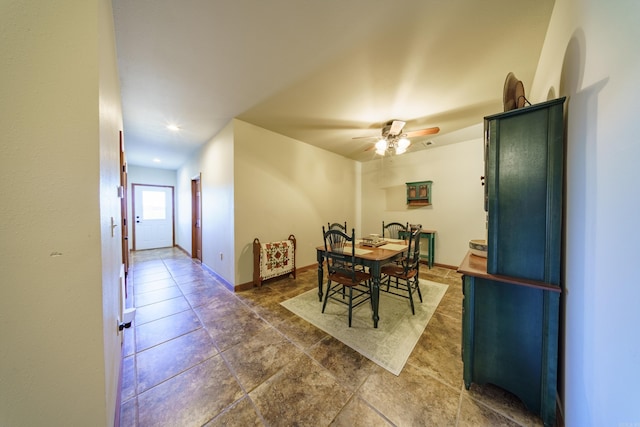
[260,240,295,281]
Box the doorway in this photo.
[191,174,202,261]
[132,184,175,250]
[119,131,130,290]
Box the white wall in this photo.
[361,137,486,267]
[177,121,236,285]
[174,117,478,284]
[128,165,177,187]
[532,0,640,424]
[0,1,123,425]
[174,119,359,286]
[98,0,126,425]
[234,120,359,284]
[127,165,177,250]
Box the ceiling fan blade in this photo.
[352,135,377,140]
[388,120,406,136]
[404,127,440,138]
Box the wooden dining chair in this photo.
[380,226,423,314]
[327,221,347,232]
[382,221,407,239]
[321,226,372,327]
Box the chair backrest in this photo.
[382,221,408,239]
[327,221,347,232]
[401,226,422,273]
[322,226,357,281]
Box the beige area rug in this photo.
[280,280,448,375]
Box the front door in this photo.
[133,184,174,250]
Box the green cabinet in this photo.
[460,263,560,427]
[459,98,565,427]
[485,98,565,283]
[406,181,432,206]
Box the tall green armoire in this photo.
[458,97,565,427]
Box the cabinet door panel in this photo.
[491,109,549,281]
[486,98,565,284]
[473,278,543,411]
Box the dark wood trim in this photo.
[235,263,317,292]
[431,261,459,270]
[119,131,129,280]
[191,174,202,262]
[174,244,191,257]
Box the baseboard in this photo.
[433,262,458,270]
[201,263,234,292]
[174,244,191,257]
[209,259,456,293]
[234,263,317,292]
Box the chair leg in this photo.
[321,280,331,313]
[348,287,353,327]
[415,276,423,302]
[407,280,416,315]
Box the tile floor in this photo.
[119,247,544,426]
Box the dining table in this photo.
[316,239,409,328]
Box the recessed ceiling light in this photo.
[167,124,180,131]
[152,158,161,163]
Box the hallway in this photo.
[119,247,543,426]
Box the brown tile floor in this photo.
[120,247,544,426]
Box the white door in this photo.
[133,185,174,250]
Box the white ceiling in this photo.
[113,0,555,169]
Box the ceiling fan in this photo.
[354,120,440,156]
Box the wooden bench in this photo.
[252,235,296,287]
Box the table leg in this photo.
[371,262,380,328]
[317,250,324,302]
[417,233,434,269]
[428,233,435,269]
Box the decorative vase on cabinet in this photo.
[459,97,566,427]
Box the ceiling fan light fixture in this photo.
[359,121,440,157]
[375,138,388,154]
[397,137,410,149]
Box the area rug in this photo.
[280,280,448,375]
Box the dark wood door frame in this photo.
[191,174,202,261]
[119,131,129,279]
